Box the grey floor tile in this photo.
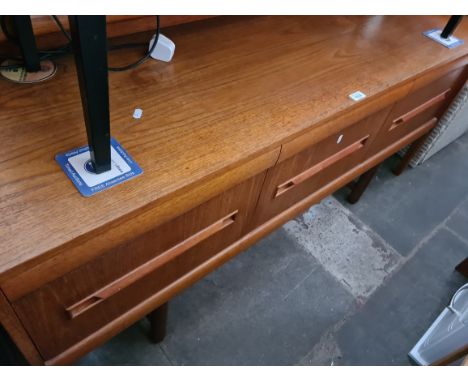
[76,320,171,366]
[335,139,468,255]
[297,330,343,366]
[456,130,468,147]
[335,228,468,365]
[162,229,355,365]
[163,229,320,335]
[447,197,468,242]
[284,197,402,300]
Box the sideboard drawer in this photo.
[368,65,465,156]
[251,109,389,227]
[11,172,265,361]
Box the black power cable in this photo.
[0,15,72,70]
[51,15,72,43]
[0,15,161,73]
[108,15,160,72]
[42,15,160,71]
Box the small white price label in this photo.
[349,91,367,102]
[133,108,143,119]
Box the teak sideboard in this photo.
[1,16,468,365]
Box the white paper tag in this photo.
[349,91,366,102]
[133,108,143,119]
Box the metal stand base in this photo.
[0,59,57,83]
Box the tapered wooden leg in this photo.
[346,165,380,204]
[393,133,430,176]
[147,303,168,343]
[455,258,468,278]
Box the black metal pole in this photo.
[11,16,41,72]
[441,16,463,39]
[68,16,111,174]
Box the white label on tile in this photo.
[56,137,143,197]
[423,29,464,49]
[68,146,131,187]
[349,91,366,102]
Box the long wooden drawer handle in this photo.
[275,135,370,198]
[65,210,239,319]
[390,89,451,130]
[416,117,439,134]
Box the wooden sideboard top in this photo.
[1,15,468,280]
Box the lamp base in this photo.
[0,59,57,83]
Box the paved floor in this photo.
[75,132,468,366]
[12,134,468,366]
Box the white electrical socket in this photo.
[149,34,176,62]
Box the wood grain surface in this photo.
[12,172,266,360]
[1,15,468,290]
